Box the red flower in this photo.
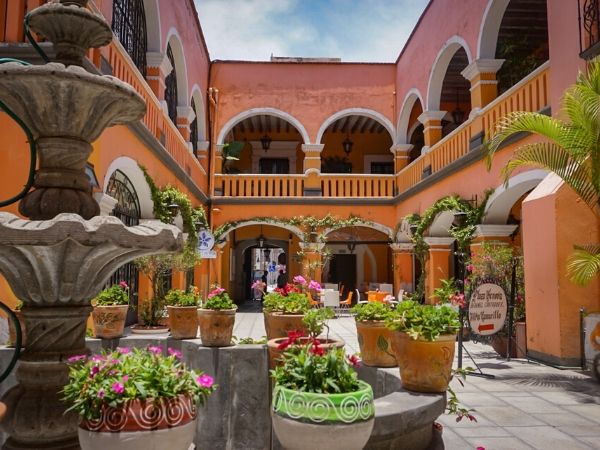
[309,339,324,356]
[347,354,361,369]
[277,330,305,351]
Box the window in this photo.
[370,162,394,174]
[190,97,198,156]
[165,44,178,124]
[111,0,147,77]
[259,158,289,174]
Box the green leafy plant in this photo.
[446,368,477,422]
[385,300,460,341]
[203,285,236,310]
[302,308,335,338]
[164,289,198,307]
[351,302,393,322]
[221,141,245,174]
[93,282,129,306]
[486,59,600,285]
[62,347,216,421]
[232,336,267,345]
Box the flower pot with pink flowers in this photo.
[91,282,130,339]
[197,285,237,347]
[165,287,200,339]
[63,346,216,450]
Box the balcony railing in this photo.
[579,0,600,59]
[321,174,395,198]
[216,174,305,197]
[396,62,550,195]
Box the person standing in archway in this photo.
[276,269,287,289]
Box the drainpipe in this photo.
[207,86,219,228]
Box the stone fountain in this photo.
[0,1,183,448]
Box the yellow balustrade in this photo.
[320,174,395,198]
[216,175,305,197]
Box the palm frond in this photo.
[567,245,600,286]
[502,142,598,211]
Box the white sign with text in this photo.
[468,283,507,336]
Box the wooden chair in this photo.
[337,290,353,316]
[307,291,321,308]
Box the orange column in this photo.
[390,243,414,296]
[417,111,447,152]
[301,144,323,196]
[390,144,413,172]
[469,224,518,257]
[461,59,504,114]
[300,243,324,283]
[146,51,172,100]
[424,238,454,303]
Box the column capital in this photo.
[93,192,117,216]
[461,58,505,81]
[390,243,415,252]
[424,237,455,247]
[177,105,196,123]
[196,140,210,152]
[473,224,518,238]
[390,144,413,155]
[146,51,173,78]
[215,144,225,155]
[417,110,447,124]
[301,144,324,153]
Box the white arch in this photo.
[477,0,510,59]
[483,169,549,224]
[103,156,154,219]
[428,210,457,237]
[216,108,310,145]
[190,84,207,141]
[426,36,474,111]
[396,88,424,145]
[316,108,395,144]
[165,28,189,108]
[143,0,161,53]
[215,220,304,241]
[323,222,394,241]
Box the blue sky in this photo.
[194,0,430,62]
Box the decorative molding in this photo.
[390,144,413,155]
[146,51,172,77]
[424,237,455,246]
[473,224,518,238]
[216,144,225,156]
[301,144,324,153]
[418,110,447,124]
[197,140,210,151]
[461,58,505,81]
[93,192,118,216]
[390,243,414,252]
[177,105,196,123]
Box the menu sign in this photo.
[468,283,507,336]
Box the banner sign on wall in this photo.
[468,283,508,336]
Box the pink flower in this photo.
[122,375,129,382]
[67,354,87,364]
[466,264,474,272]
[293,275,306,285]
[148,346,162,355]
[119,281,128,289]
[91,354,104,362]
[112,382,124,394]
[97,389,105,399]
[196,374,214,388]
[308,280,321,292]
[90,366,100,378]
[117,347,130,354]
[476,447,486,450]
[348,354,361,369]
[168,348,182,359]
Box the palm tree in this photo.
[486,59,600,286]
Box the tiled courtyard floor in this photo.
[234,304,600,450]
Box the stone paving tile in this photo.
[437,427,471,450]
[473,406,546,427]
[502,395,564,413]
[504,426,596,450]
[453,425,511,438]
[578,437,600,450]
[556,425,600,437]
[564,405,600,424]
[534,412,598,428]
[437,412,495,428]
[532,390,598,405]
[457,392,510,407]
[463,436,534,450]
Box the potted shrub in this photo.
[271,339,374,450]
[262,275,312,339]
[351,302,396,367]
[7,300,26,347]
[91,282,130,339]
[165,287,199,339]
[197,285,237,347]
[63,347,216,450]
[267,307,344,369]
[386,300,460,393]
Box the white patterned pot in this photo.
[78,395,197,450]
[272,380,375,450]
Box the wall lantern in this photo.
[260,134,272,151]
[342,134,353,156]
[257,234,265,248]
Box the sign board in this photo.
[199,250,217,259]
[583,313,600,365]
[468,283,507,336]
[197,230,215,251]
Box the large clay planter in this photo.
[7,310,26,347]
[390,332,456,393]
[267,337,345,369]
[355,320,396,367]
[167,306,199,339]
[198,308,236,347]
[263,311,307,340]
[272,380,375,450]
[78,395,197,450]
[92,305,128,339]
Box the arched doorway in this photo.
[106,169,141,324]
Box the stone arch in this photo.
[396,89,425,144]
[165,28,189,108]
[477,0,511,59]
[483,169,549,224]
[316,108,395,144]
[216,108,310,145]
[428,210,457,237]
[190,84,207,142]
[143,0,161,53]
[322,221,394,241]
[216,220,304,242]
[102,156,154,219]
[426,36,473,111]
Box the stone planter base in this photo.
[78,419,196,450]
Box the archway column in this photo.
[417,111,447,152]
[301,144,323,196]
[299,242,325,283]
[390,243,414,297]
[461,59,505,115]
[176,106,196,143]
[424,237,454,303]
[146,51,172,101]
[470,224,518,255]
[390,144,413,172]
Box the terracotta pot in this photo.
[267,337,345,370]
[198,308,236,347]
[263,311,307,340]
[491,334,517,358]
[272,380,374,450]
[390,331,456,393]
[355,320,396,367]
[92,305,128,339]
[7,310,26,347]
[78,395,197,450]
[167,306,199,339]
